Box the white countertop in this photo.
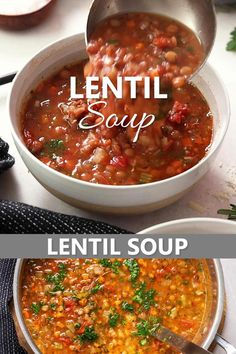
[0,1,236,351]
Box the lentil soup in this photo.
[22,12,213,186]
[87,13,204,87]
[21,259,212,354]
[22,60,213,185]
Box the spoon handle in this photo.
[0,72,17,86]
[215,334,236,354]
[153,326,211,353]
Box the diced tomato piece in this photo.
[77,321,89,334]
[111,155,129,168]
[64,297,76,312]
[179,318,195,329]
[58,337,72,344]
[106,285,115,292]
[168,101,190,124]
[153,36,173,49]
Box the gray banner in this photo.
[0,234,236,258]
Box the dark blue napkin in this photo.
[0,138,15,174]
[0,200,130,353]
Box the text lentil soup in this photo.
[22,259,213,353]
[22,13,213,186]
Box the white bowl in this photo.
[140,217,236,234]
[9,33,230,215]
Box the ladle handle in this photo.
[215,334,236,354]
[0,72,17,86]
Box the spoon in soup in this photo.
[152,325,236,354]
[86,0,216,80]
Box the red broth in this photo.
[22,13,213,186]
[22,61,213,185]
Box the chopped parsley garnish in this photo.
[124,259,140,282]
[31,302,44,315]
[77,326,98,343]
[133,282,156,311]
[107,39,119,45]
[135,320,150,336]
[121,301,134,312]
[46,262,67,293]
[46,139,64,150]
[218,204,236,220]
[91,283,103,294]
[140,338,148,346]
[99,259,122,274]
[109,312,120,327]
[187,45,194,53]
[134,317,162,345]
[41,139,65,157]
[50,303,57,310]
[75,323,81,329]
[139,172,152,184]
[50,284,65,293]
[226,28,236,52]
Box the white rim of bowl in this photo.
[139,217,236,349]
[8,33,231,191]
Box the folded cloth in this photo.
[0,138,15,174]
[0,200,128,234]
[0,200,130,353]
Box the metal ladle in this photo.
[152,325,236,354]
[86,0,217,78]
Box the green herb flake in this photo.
[121,301,134,312]
[46,262,67,293]
[218,204,236,220]
[107,39,119,45]
[99,259,121,274]
[124,259,140,282]
[50,303,57,310]
[135,320,150,337]
[91,283,103,294]
[75,323,81,329]
[77,326,98,343]
[139,173,153,184]
[134,317,162,346]
[31,302,44,315]
[226,28,236,52]
[42,139,65,157]
[109,312,120,327]
[187,46,194,53]
[133,282,156,311]
[140,338,148,346]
